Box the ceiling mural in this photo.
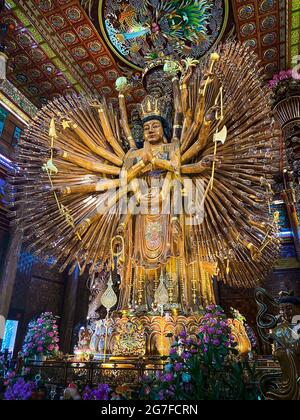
[0,0,294,112]
[98,0,229,70]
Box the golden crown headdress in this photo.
[139,95,166,120]
[138,94,172,139]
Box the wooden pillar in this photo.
[281,173,300,261]
[0,229,23,347]
[283,194,300,261]
[60,266,79,354]
[213,277,221,306]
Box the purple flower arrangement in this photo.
[4,378,36,400]
[0,355,5,378]
[244,324,258,350]
[1,366,48,401]
[268,70,300,89]
[140,305,260,400]
[268,69,300,105]
[22,312,60,359]
[83,384,110,400]
[198,305,235,354]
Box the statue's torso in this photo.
[123,143,178,269]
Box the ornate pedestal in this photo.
[109,315,203,357]
[87,314,251,358]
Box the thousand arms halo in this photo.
[9,42,281,311]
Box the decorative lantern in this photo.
[100,273,117,361]
[101,274,118,313]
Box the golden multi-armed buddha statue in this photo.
[117,89,217,314]
[11,42,281,354]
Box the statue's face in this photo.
[143,119,164,145]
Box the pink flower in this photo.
[144,386,151,395]
[47,345,54,352]
[295,73,300,80]
[279,70,288,80]
[37,347,43,353]
[48,332,54,337]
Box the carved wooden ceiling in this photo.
[0,0,298,112]
[232,0,299,76]
[232,0,287,76]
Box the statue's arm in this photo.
[180,54,220,155]
[97,105,125,158]
[181,155,222,174]
[118,93,137,149]
[56,148,121,176]
[152,157,178,173]
[171,76,184,142]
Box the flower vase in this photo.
[34,354,47,363]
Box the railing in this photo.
[23,356,281,387]
[24,357,165,388]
